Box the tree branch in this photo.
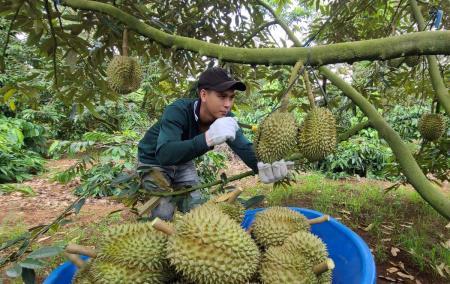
[44,0,59,88]
[338,119,371,142]
[0,1,24,73]
[60,0,450,66]
[409,0,450,115]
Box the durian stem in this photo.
[308,215,330,225]
[303,68,316,109]
[280,60,303,112]
[65,244,97,258]
[64,252,85,268]
[313,258,335,275]
[122,28,128,57]
[227,188,244,203]
[151,218,176,235]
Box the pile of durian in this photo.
[66,190,334,284]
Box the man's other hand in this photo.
[257,159,295,184]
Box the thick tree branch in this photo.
[0,1,24,73]
[320,67,450,219]
[409,0,450,115]
[61,0,450,66]
[338,120,371,142]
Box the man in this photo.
[137,67,292,220]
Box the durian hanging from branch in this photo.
[418,113,447,142]
[253,61,302,164]
[106,28,143,94]
[297,66,337,162]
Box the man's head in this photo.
[197,67,246,120]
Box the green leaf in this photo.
[27,246,63,259]
[73,197,86,214]
[6,264,22,278]
[21,267,36,284]
[243,195,266,209]
[3,88,16,102]
[19,259,44,269]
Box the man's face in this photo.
[200,89,236,119]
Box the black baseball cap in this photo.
[197,67,246,92]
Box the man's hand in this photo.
[205,117,239,147]
[257,160,295,184]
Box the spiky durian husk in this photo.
[254,112,298,163]
[418,113,447,141]
[205,193,245,223]
[106,55,143,94]
[89,260,165,284]
[260,245,317,284]
[96,222,167,271]
[167,205,260,284]
[282,231,332,284]
[298,108,336,162]
[251,207,310,249]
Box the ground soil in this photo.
[0,157,448,283]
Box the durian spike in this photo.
[227,188,244,203]
[151,217,176,235]
[308,215,330,225]
[122,28,128,57]
[313,258,335,275]
[65,244,97,258]
[64,252,85,268]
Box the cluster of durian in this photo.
[70,197,333,284]
[250,207,333,283]
[254,111,298,163]
[106,55,143,94]
[418,113,447,141]
[298,108,337,162]
[72,222,169,284]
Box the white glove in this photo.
[205,117,239,147]
[258,160,295,184]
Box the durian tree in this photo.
[0,0,449,221]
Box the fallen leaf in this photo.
[387,267,399,273]
[445,222,450,229]
[37,236,51,243]
[381,224,394,230]
[363,223,374,232]
[391,247,400,257]
[339,209,351,215]
[399,224,412,228]
[378,275,397,282]
[397,271,414,280]
[440,239,450,250]
[415,280,422,284]
[381,238,392,242]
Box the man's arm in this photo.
[155,105,210,166]
[227,129,258,173]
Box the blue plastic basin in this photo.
[44,207,375,284]
[242,208,376,284]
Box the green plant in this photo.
[0,184,35,196]
[195,151,227,184]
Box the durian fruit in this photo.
[298,107,337,162]
[106,28,143,94]
[72,260,94,284]
[282,231,333,284]
[260,242,334,284]
[96,222,167,271]
[254,111,298,163]
[106,55,143,94]
[250,207,311,249]
[89,261,164,284]
[153,205,260,284]
[418,113,447,141]
[205,188,245,222]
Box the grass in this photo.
[241,172,450,278]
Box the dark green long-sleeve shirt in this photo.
[138,98,258,172]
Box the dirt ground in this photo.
[0,157,448,283]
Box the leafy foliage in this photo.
[0,115,46,182]
[195,151,227,184]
